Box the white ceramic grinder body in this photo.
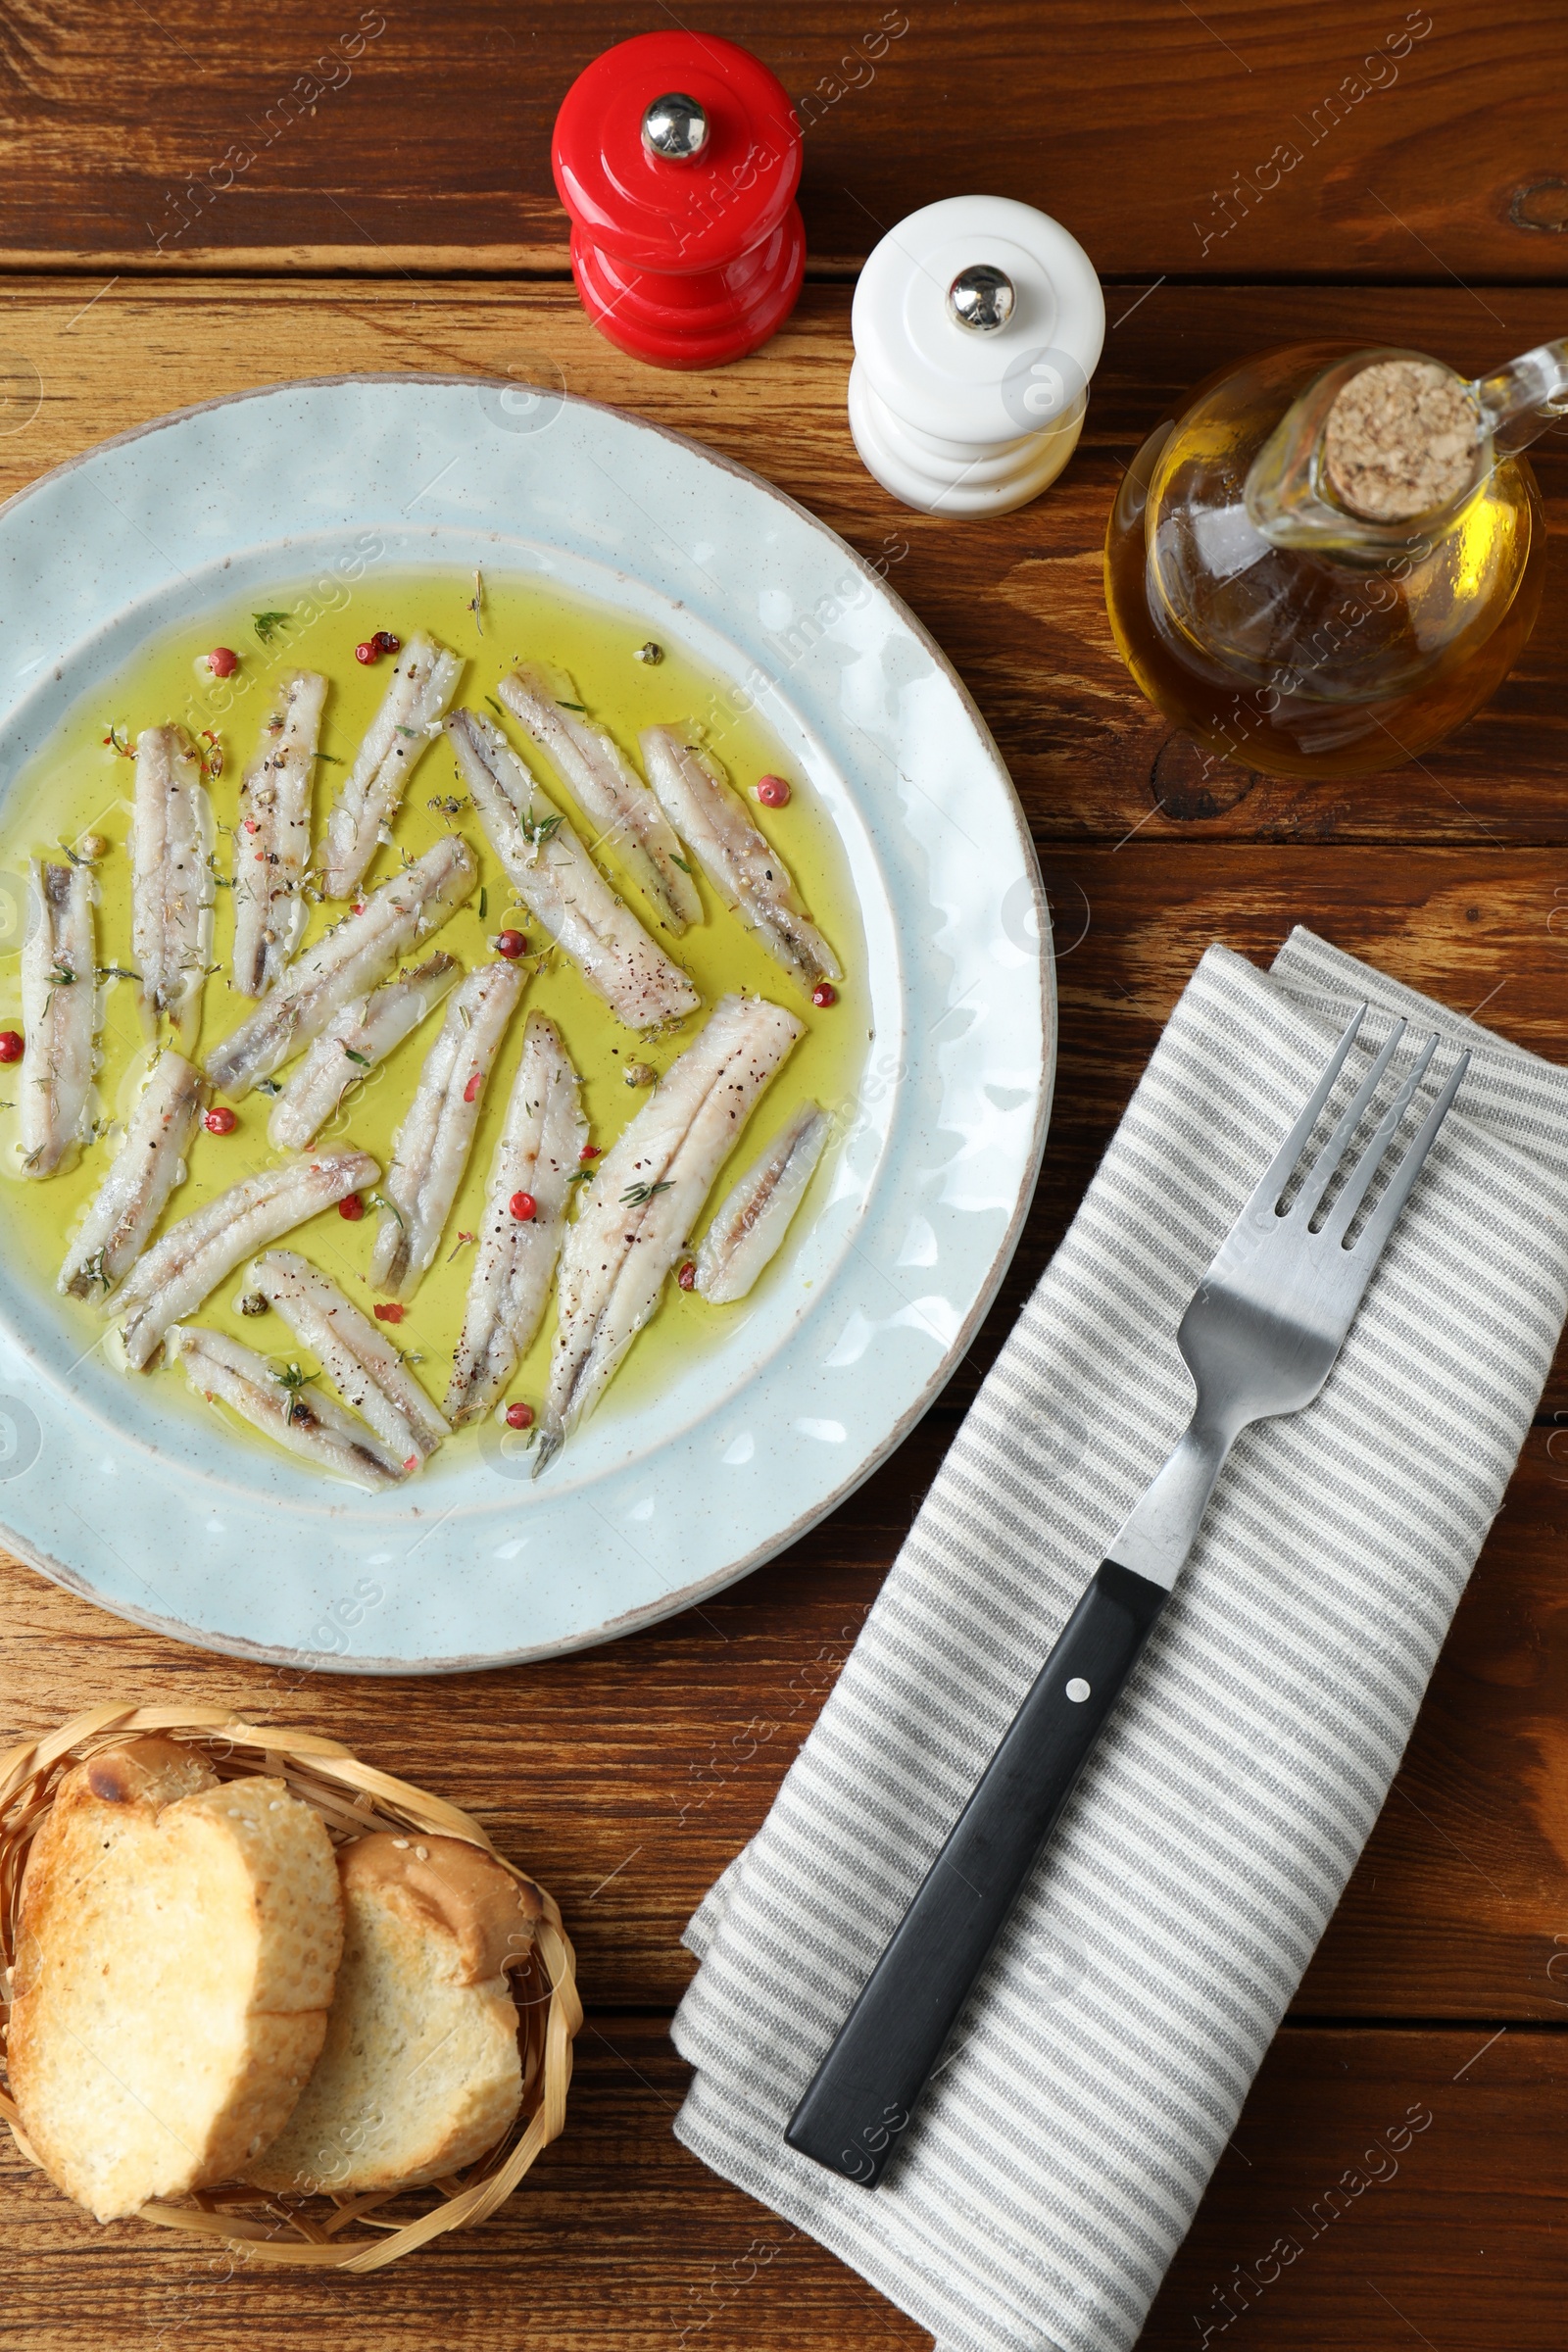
[849,194,1105,516]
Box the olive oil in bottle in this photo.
[1103,337,1563,779]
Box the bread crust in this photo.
[8,1739,344,2221]
[246,1834,540,2196]
[339,1832,542,1983]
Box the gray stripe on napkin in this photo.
[671,932,1568,2352]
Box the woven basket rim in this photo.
[0,1702,582,2271]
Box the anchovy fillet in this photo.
[232,669,327,996]
[267,952,460,1152]
[369,959,523,1299]
[19,858,98,1178]
[109,1148,377,1370]
[641,727,840,990]
[251,1249,449,1467]
[171,1324,407,1492]
[446,710,698,1031]
[694,1100,832,1304]
[319,631,463,899]
[59,1050,205,1298]
[205,833,475,1099]
[498,663,701,935]
[446,1010,586,1426]
[540,993,803,1468]
[132,723,214,1034]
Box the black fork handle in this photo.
[784,1559,1168,2188]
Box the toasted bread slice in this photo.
[246,1833,542,2196]
[8,1736,344,2221]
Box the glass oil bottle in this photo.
[1103,339,1567,779]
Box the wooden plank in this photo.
[0,276,1564,847]
[0,1417,1562,2024]
[1148,2023,1568,2350]
[0,2017,1556,2350]
[1300,1432,1568,2024]
[2,3,1567,282]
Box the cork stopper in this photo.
[1322,359,1478,523]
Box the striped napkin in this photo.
[672,929,1568,2352]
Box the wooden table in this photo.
[2,6,1566,2345]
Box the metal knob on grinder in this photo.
[642,92,709,163]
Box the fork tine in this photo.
[1341,1047,1469,1263]
[1243,1004,1367,1221]
[1321,1030,1440,1243]
[1293,1017,1407,1226]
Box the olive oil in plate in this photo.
[0,569,867,1472]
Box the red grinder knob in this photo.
[553,31,806,370]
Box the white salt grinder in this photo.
[849,194,1105,516]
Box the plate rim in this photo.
[0,371,1055,1671]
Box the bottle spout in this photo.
[1473,337,1568,454]
[1246,340,1566,557]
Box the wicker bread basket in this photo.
[0,1703,581,2271]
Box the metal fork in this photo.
[786,1005,1469,2188]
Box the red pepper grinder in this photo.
[552,31,806,370]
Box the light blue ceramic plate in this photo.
[0,378,1052,1671]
